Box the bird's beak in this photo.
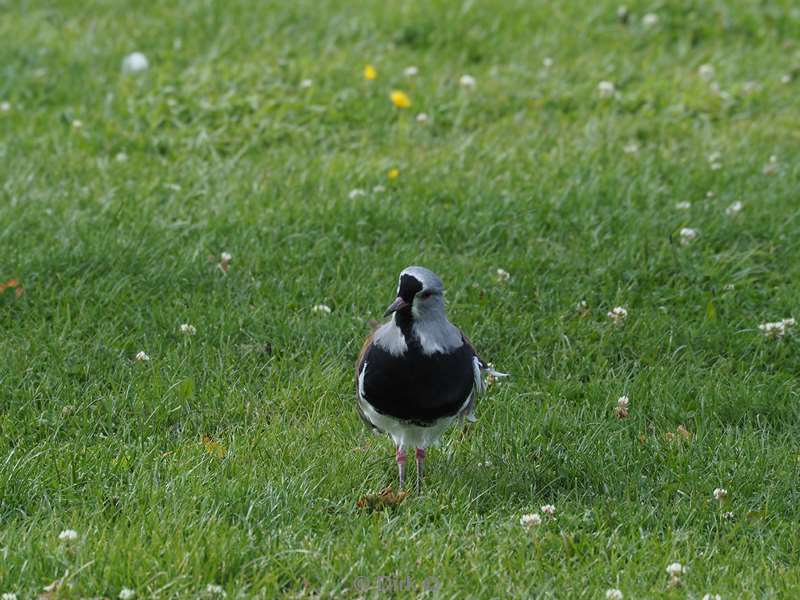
[383,296,410,317]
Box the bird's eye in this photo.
[419,291,433,300]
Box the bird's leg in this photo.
[395,446,407,491]
[415,447,426,494]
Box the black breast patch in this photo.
[360,341,474,425]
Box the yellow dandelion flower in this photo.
[390,90,411,108]
[388,168,399,180]
[364,64,377,80]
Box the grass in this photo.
[2,0,800,597]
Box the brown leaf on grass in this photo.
[677,424,692,440]
[0,278,18,291]
[614,407,629,419]
[356,486,408,511]
[202,434,226,458]
[0,278,21,296]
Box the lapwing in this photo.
[355,266,506,492]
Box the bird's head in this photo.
[384,266,446,323]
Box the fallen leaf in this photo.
[202,434,226,458]
[0,278,19,294]
[356,486,408,511]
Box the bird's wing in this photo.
[355,328,381,431]
[458,330,508,423]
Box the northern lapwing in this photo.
[355,266,506,492]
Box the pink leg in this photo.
[396,447,407,490]
[415,447,426,493]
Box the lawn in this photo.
[2,0,800,597]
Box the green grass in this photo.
[2,0,800,597]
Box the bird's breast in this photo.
[360,342,474,425]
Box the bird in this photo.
[355,266,506,493]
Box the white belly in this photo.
[358,395,466,449]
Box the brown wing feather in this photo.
[355,328,380,431]
[355,328,376,383]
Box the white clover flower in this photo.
[122,52,149,74]
[300,79,312,88]
[642,13,659,26]
[459,74,476,88]
[218,251,233,273]
[706,190,715,198]
[713,487,727,500]
[205,584,226,597]
[759,322,784,337]
[676,201,691,210]
[496,268,510,282]
[759,318,795,339]
[415,112,429,123]
[58,529,79,542]
[372,185,386,193]
[135,351,150,362]
[312,304,332,314]
[541,504,556,516]
[72,119,83,129]
[403,66,418,77]
[698,63,715,80]
[666,562,684,576]
[180,323,197,335]
[702,595,722,600]
[597,80,616,97]
[623,141,639,154]
[115,152,128,162]
[606,589,623,600]
[119,588,136,600]
[348,189,366,199]
[607,306,628,322]
[542,57,554,68]
[708,151,722,170]
[679,227,699,245]
[725,201,743,216]
[614,395,630,418]
[781,74,791,84]
[2,593,19,600]
[520,513,542,527]
[722,511,734,520]
[616,5,629,21]
[0,101,10,112]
